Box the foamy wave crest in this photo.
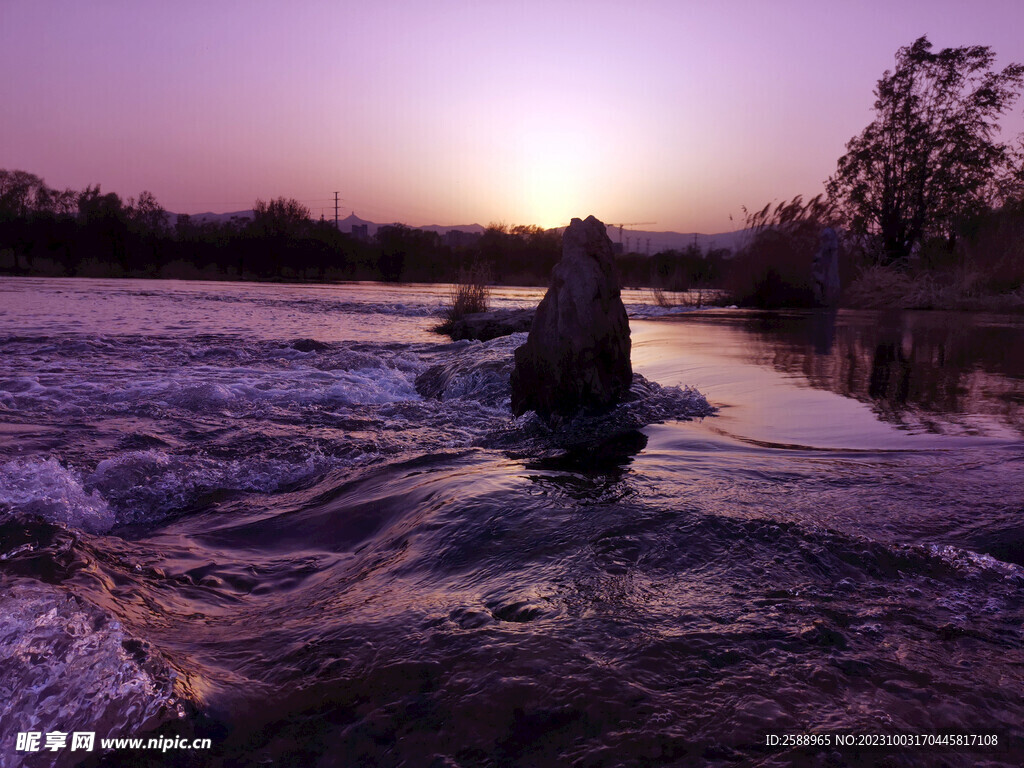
[414,334,525,409]
[0,337,427,420]
[928,543,1024,580]
[108,361,421,412]
[87,449,331,522]
[0,580,178,758]
[625,303,700,319]
[0,459,115,533]
[321,367,421,405]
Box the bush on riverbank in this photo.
[845,264,1024,311]
[723,195,839,308]
[844,198,1024,311]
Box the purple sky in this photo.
[3,1,1024,232]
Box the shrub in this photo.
[844,198,1024,310]
[959,199,1024,293]
[435,263,491,333]
[845,263,1024,311]
[724,195,834,308]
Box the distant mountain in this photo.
[417,223,486,236]
[336,212,377,236]
[603,225,752,254]
[187,210,254,225]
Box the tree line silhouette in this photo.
[0,172,727,289]
[0,174,570,284]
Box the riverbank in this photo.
[844,264,1024,312]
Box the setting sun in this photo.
[517,120,600,229]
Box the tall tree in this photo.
[0,170,47,219]
[827,37,1024,263]
[126,190,167,233]
[252,197,311,237]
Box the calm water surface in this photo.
[1,278,1023,767]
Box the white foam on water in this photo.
[0,376,53,413]
[625,303,697,319]
[86,449,331,522]
[2,348,426,418]
[0,459,115,533]
[929,543,1024,580]
[167,381,236,409]
[322,367,421,405]
[0,580,177,759]
[0,449,342,531]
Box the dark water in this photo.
[1,279,1023,767]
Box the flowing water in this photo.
[1,278,1023,767]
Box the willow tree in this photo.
[827,37,1024,263]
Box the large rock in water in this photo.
[444,308,534,341]
[510,215,632,419]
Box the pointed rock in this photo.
[511,215,632,419]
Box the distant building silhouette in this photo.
[351,224,368,241]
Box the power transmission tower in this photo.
[333,192,340,227]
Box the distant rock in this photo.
[511,215,632,419]
[443,308,534,341]
[290,338,332,352]
[812,227,840,306]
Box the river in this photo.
[1,277,1022,767]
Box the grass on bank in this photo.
[650,285,717,309]
[845,264,1024,311]
[719,192,1024,312]
[843,199,1024,311]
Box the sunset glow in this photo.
[3,0,1023,231]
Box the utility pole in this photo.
[333,192,340,228]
